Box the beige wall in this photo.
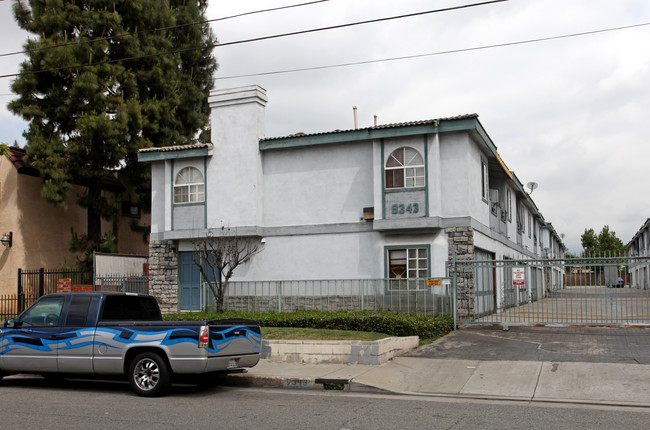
[0,156,149,295]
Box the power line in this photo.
[213,0,509,48]
[0,0,507,80]
[0,0,330,58]
[213,21,650,80]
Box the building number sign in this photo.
[391,203,419,215]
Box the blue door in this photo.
[179,252,201,311]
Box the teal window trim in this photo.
[382,139,429,216]
[481,157,489,204]
[171,161,207,230]
[203,157,208,229]
[173,202,205,208]
[423,135,429,216]
[384,187,426,194]
[175,247,182,313]
[381,139,386,219]
[383,244,431,278]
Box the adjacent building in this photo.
[139,85,566,315]
[0,147,149,296]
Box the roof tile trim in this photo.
[138,143,213,153]
[260,114,478,142]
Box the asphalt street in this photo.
[1,381,649,429]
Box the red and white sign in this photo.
[512,267,526,286]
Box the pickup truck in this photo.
[0,292,261,396]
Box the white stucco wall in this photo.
[229,231,382,281]
[207,86,266,228]
[262,142,374,226]
[439,132,489,221]
[149,161,169,235]
[225,229,450,282]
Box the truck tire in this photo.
[128,352,171,397]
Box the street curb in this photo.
[221,373,650,409]
[261,337,419,365]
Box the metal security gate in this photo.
[474,249,496,317]
[448,255,650,326]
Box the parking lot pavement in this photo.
[406,325,650,364]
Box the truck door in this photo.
[1,296,65,373]
[57,294,94,373]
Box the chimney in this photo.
[207,85,268,227]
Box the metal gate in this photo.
[474,249,496,317]
[448,255,650,326]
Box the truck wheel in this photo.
[128,352,171,397]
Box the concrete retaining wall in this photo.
[261,336,419,365]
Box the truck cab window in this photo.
[65,295,92,326]
[19,296,65,327]
[101,296,162,321]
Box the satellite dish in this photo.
[526,182,538,194]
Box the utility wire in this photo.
[213,0,508,48]
[0,0,507,79]
[0,0,330,58]
[214,21,650,80]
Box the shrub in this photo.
[164,310,454,339]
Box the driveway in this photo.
[406,325,650,364]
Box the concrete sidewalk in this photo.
[223,357,650,407]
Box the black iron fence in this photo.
[16,268,92,313]
[1,269,149,319]
[0,294,31,319]
[18,268,92,297]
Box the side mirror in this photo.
[4,318,16,328]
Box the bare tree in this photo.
[192,227,262,313]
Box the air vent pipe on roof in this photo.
[353,106,358,129]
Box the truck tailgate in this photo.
[207,318,261,357]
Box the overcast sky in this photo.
[2,0,650,252]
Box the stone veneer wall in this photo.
[148,240,179,314]
[445,227,475,319]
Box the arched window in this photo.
[385,147,424,189]
[174,167,204,203]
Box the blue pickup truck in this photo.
[0,292,261,396]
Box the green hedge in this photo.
[164,310,454,339]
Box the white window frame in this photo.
[174,166,205,204]
[385,147,425,189]
[387,247,428,290]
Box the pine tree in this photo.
[9,0,217,266]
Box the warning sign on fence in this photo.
[512,267,526,286]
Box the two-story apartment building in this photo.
[138,85,565,315]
